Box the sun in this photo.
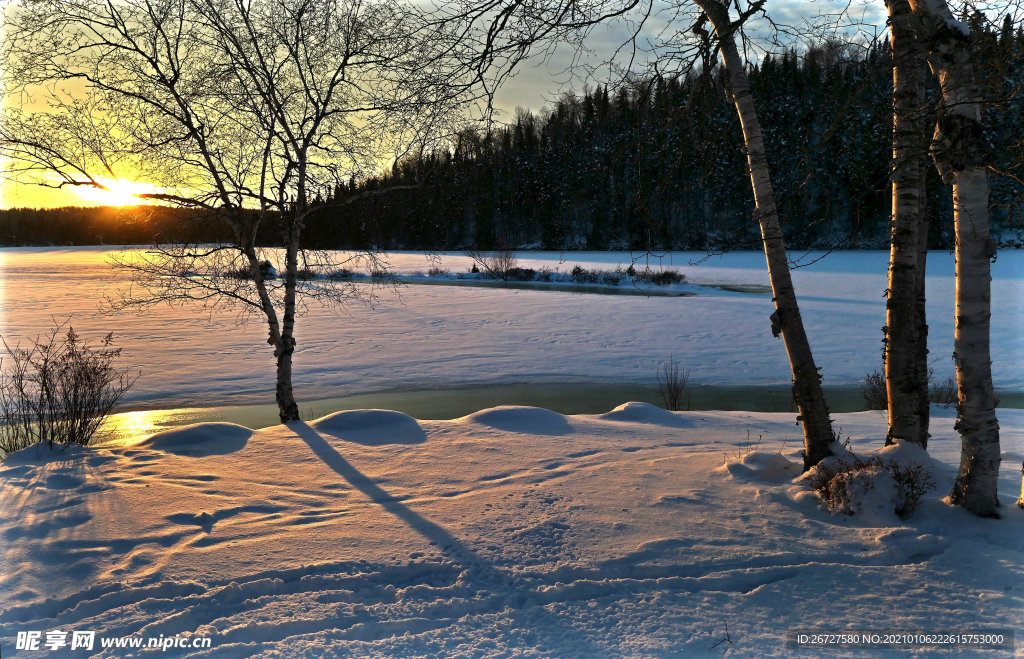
[72,178,159,206]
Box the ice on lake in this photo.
[1,248,1021,413]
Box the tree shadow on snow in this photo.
[292,421,618,654]
[290,421,479,566]
[291,423,643,656]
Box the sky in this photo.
[0,0,888,210]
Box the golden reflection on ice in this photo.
[94,408,209,448]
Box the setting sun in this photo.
[72,178,159,206]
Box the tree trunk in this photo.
[276,227,301,423]
[695,0,834,470]
[885,0,929,447]
[948,167,999,515]
[909,0,1000,516]
[914,175,931,447]
[275,345,300,422]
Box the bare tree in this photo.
[2,0,479,422]
[466,249,519,279]
[909,0,1001,516]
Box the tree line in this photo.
[0,206,240,246]
[305,15,1022,252]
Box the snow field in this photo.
[2,405,1023,657]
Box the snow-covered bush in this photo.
[568,265,626,285]
[807,454,936,519]
[569,264,590,282]
[0,324,136,455]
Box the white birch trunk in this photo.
[949,168,1000,514]
[276,218,301,423]
[909,0,1001,515]
[885,0,929,447]
[694,0,834,469]
[915,175,931,447]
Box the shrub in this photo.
[887,460,937,518]
[0,324,137,455]
[466,249,519,280]
[806,454,936,519]
[645,269,685,285]
[930,374,957,408]
[506,267,536,281]
[862,369,887,411]
[328,268,355,280]
[223,259,277,280]
[657,354,691,411]
[427,266,449,276]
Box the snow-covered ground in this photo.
[2,406,1023,657]
[0,248,1021,409]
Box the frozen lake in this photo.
[1,248,1021,417]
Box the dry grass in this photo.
[657,354,691,411]
[807,454,936,519]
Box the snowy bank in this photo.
[2,405,1023,657]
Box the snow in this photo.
[2,247,1022,653]
[919,0,971,36]
[2,406,1023,657]
[1,248,1022,410]
[312,411,426,445]
[138,423,252,456]
[722,451,802,483]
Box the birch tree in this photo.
[884,0,931,448]
[2,0,478,422]
[909,0,1001,516]
[687,0,836,470]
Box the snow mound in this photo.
[138,423,251,456]
[465,406,571,435]
[722,451,801,483]
[598,402,691,427]
[311,409,426,445]
[877,437,935,464]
